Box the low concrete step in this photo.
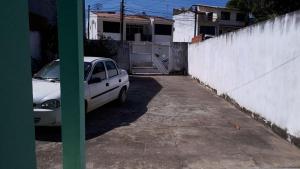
[131,67,162,75]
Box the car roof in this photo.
[55,56,112,63]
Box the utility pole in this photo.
[120,0,125,41]
[119,0,125,65]
[83,1,86,39]
[87,5,91,40]
[194,5,198,37]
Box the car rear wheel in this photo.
[118,87,127,104]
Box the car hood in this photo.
[32,79,60,103]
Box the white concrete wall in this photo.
[89,13,98,40]
[173,11,195,42]
[188,11,300,137]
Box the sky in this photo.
[86,0,229,18]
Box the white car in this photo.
[33,57,129,126]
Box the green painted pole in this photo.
[0,1,36,169]
[57,0,85,168]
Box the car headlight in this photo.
[41,100,60,109]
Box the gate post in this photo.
[57,0,85,168]
[0,1,36,169]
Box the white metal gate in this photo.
[129,41,170,74]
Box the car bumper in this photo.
[34,108,61,126]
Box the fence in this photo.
[128,42,188,74]
[85,40,188,75]
[188,11,300,138]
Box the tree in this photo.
[84,35,118,58]
[226,0,300,22]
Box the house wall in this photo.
[97,18,104,35]
[89,13,98,40]
[188,11,300,137]
[196,6,245,36]
[96,18,123,40]
[30,31,41,60]
[173,11,195,42]
[96,19,145,41]
[91,15,147,40]
[197,5,244,26]
[93,14,173,43]
[100,22,172,43]
[169,42,188,73]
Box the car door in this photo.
[105,60,121,100]
[88,61,108,110]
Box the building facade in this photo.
[88,12,174,44]
[173,8,196,43]
[173,5,247,42]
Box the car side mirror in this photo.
[88,77,102,84]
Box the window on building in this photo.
[199,26,216,35]
[103,21,120,33]
[207,12,213,21]
[126,24,144,41]
[236,13,246,22]
[155,24,172,35]
[221,11,231,20]
[198,12,206,21]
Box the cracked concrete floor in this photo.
[36,76,300,169]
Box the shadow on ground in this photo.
[35,76,162,142]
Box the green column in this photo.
[57,0,85,169]
[0,1,36,169]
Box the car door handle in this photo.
[119,79,122,83]
[106,83,110,87]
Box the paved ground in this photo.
[36,76,300,169]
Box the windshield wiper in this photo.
[33,76,44,80]
[33,76,60,82]
[46,78,60,82]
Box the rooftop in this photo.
[92,12,174,24]
[173,4,241,15]
[194,4,240,11]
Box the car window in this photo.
[91,62,106,80]
[34,61,92,81]
[35,61,60,80]
[105,61,118,78]
[84,62,92,80]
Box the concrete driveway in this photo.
[36,76,300,169]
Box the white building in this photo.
[173,5,247,42]
[173,8,196,43]
[88,12,174,43]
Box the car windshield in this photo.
[34,61,92,81]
